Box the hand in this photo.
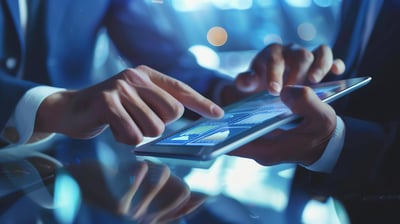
[228,85,337,166]
[34,65,224,145]
[65,159,209,224]
[235,43,346,95]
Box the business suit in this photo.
[0,0,227,134]
[288,0,400,222]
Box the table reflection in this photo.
[0,127,346,224]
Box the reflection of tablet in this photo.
[134,76,371,161]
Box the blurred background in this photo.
[93,0,342,80]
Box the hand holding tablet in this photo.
[134,77,371,161]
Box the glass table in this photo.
[0,123,346,224]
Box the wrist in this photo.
[35,90,74,134]
[2,86,65,145]
[301,116,345,173]
[301,111,337,167]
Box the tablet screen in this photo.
[134,76,371,160]
[157,93,289,146]
[155,81,346,147]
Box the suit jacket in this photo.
[0,0,228,132]
[289,0,400,222]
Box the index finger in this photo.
[136,65,224,119]
[250,43,285,95]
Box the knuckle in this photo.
[114,78,127,89]
[98,91,117,112]
[169,78,186,91]
[121,68,151,86]
[136,65,151,71]
[267,43,282,52]
[314,45,333,62]
[112,79,136,98]
[172,101,185,117]
[163,101,184,123]
[150,124,165,137]
[142,120,165,137]
[130,135,144,145]
[295,48,314,62]
[121,68,138,78]
[318,44,331,54]
[258,43,283,63]
[114,130,144,146]
[266,50,284,65]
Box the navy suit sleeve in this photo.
[0,73,36,131]
[304,117,389,195]
[292,0,400,200]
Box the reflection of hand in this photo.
[235,44,346,95]
[229,85,336,167]
[66,159,208,223]
[35,65,224,145]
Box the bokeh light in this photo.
[297,22,317,41]
[189,45,220,69]
[171,0,208,12]
[211,0,253,10]
[285,0,312,8]
[256,0,277,7]
[314,0,334,7]
[53,170,81,224]
[207,26,228,47]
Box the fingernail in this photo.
[310,69,321,83]
[211,105,224,118]
[270,81,281,95]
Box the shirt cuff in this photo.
[1,86,65,145]
[302,116,345,173]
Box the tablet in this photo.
[133,76,371,161]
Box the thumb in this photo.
[280,85,326,117]
[280,84,337,138]
[279,85,337,165]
